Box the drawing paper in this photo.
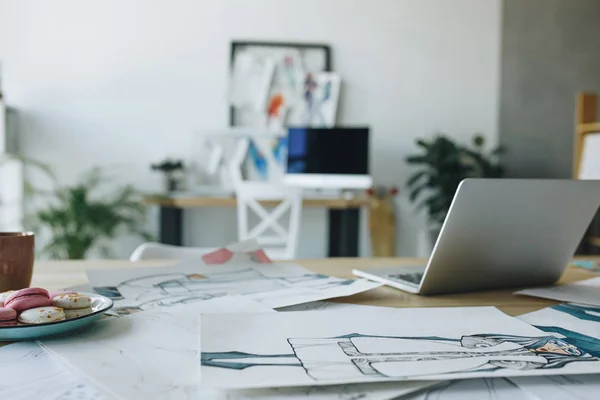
[39,296,431,400]
[201,306,600,389]
[278,301,384,312]
[229,51,275,112]
[402,378,532,400]
[87,261,380,314]
[0,342,105,400]
[515,277,600,306]
[40,296,274,400]
[517,302,600,346]
[218,381,440,400]
[510,374,600,400]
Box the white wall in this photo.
[0,0,501,259]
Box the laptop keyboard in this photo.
[386,272,424,286]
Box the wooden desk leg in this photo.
[160,207,183,246]
[328,209,359,257]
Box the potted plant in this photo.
[151,158,185,192]
[29,167,153,259]
[406,134,504,243]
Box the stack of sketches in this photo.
[86,261,381,315]
[3,239,600,399]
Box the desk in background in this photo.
[143,194,370,257]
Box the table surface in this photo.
[143,194,370,209]
[31,257,598,317]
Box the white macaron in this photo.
[0,290,15,307]
[18,306,66,324]
[52,293,92,319]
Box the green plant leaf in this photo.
[407,170,427,187]
[406,132,505,222]
[405,155,428,164]
[32,167,152,260]
[409,183,429,202]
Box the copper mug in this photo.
[0,233,35,292]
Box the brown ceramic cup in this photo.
[0,232,35,292]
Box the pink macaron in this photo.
[4,288,52,312]
[0,307,17,326]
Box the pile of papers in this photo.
[2,240,600,400]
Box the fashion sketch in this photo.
[93,266,362,314]
[202,332,596,382]
[527,303,600,357]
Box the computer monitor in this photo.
[283,127,372,189]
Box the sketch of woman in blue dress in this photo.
[202,333,596,381]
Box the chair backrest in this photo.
[235,182,302,260]
[129,242,217,261]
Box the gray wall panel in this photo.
[499,0,600,178]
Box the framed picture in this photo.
[229,40,332,128]
[228,41,334,182]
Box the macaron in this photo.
[52,293,92,319]
[18,306,66,325]
[0,307,17,327]
[48,289,76,299]
[4,288,52,312]
[0,290,15,307]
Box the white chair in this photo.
[235,182,303,260]
[129,242,218,261]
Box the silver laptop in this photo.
[353,178,600,295]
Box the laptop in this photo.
[353,178,600,295]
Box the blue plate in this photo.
[0,292,113,341]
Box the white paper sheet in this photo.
[40,296,274,400]
[512,303,600,399]
[515,277,600,306]
[278,301,383,312]
[230,51,275,111]
[518,302,600,345]
[402,378,534,400]
[200,306,600,389]
[87,262,381,314]
[39,295,430,400]
[219,381,440,400]
[0,342,106,400]
[510,374,600,400]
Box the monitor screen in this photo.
[286,127,369,175]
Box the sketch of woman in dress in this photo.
[201,333,596,381]
[94,267,356,314]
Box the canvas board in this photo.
[515,277,600,306]
[200,306,600,389]
[86,261,380,314]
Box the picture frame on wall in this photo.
[228,41,335,182]
[229,40,332,128]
